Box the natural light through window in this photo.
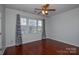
[20,17,42,34]
[20,18,27,25]
[38,20,42,27]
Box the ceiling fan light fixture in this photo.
[35,4,56,16]
[45,10,48,13]
[42,10,45,15]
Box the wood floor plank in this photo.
[4,39,79,55]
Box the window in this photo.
[20,18,27,25]
[20,17,42,34]
[29,19,37,33]
[20,17,28,34]
[29,19,37,26]
[38,20,42,27]
[37,20,42,33]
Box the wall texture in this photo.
[5,8,43,47]
[46,7,79,47]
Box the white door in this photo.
[0,13,2,49]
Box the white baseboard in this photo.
[47,38,79,47]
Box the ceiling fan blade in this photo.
[48,9,56,11]
[43,4,49,8]
[37,11,42,14]
[35,8,42,10]
[45,4,50,7]
[35,8,56,11]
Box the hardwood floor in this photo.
[4,39,79,55]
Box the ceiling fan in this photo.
[35,4,56,15]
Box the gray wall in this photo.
[0,7,1,49]
[1,5,6,51]
[0,4,6,54]
[46,7,79,47]
[5,8,43,47]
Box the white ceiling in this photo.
[5,4,79,17]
